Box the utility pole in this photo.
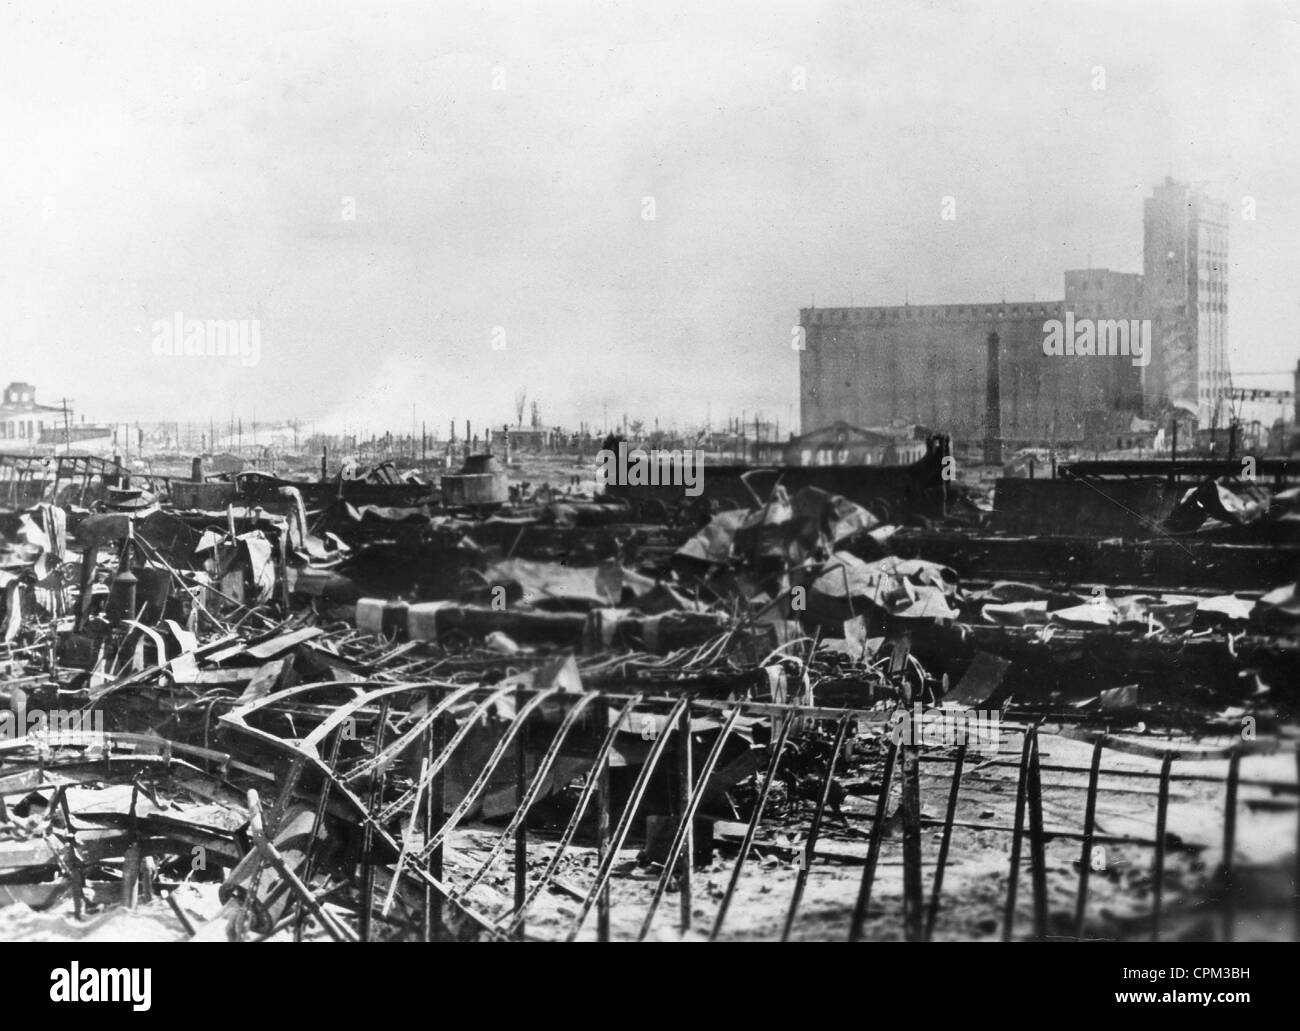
[57,397,73,454]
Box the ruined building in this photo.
[798,179,1230,446]
[0,382,64,444]
[1143,178,1231,425]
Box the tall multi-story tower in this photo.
[797,176,1229,444]
[1142,178,1230,425]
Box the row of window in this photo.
[1197,232,1227,258]
[802,447,878,466]
[796,445,930,466]
[810,304,1057,324]
[1069,279,1140,294]
[0,419,43,439]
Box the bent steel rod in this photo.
[237,752,303,939]
[333,756,502,938]
[565,696,691,941]
[504,695,642,934]
[295,725,346,941]
[378,685,517,823]
[381,750,436,916]
[1222,750,1241,942]
[782,713,853,942]
[924,742,966,941]
[1074,739,1105,938]
[917,818,1166,846]
[341,681,485,785]
[1151,752,1173,941]
[1001,726,1035,942]
[677,703,694,932]
[1026,731,1048,941]
[597,744,612,942]
[455,692,601,898]
[383,753,432,922]
[900,738,924,942]
[933,756,1294,792]
[514,685,528,933]
[848,739,898,941]
[637,704,743,940]
[246,789,356,943]
[710,711,797,940]
[416,686,564,861]
[359,696,392,941]
[427,717,446,940]
[220,698,503,939]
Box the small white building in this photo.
[0,382,63,448]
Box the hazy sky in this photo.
[3,0,1298,435]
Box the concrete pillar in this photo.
[1294,359,1300,427]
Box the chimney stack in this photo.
[983,331,1003,465]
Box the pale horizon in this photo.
[4,0,1299,435]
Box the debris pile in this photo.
[0,458,1295,940]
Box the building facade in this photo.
[799,179,1229,445]
[0,382,63,447]
[1142,178,1230,424]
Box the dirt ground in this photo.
[443,730,1299,942]
[1,728,1293,942]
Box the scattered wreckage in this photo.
[0,451,1296,940]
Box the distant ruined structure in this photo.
[799,179,1230,447]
